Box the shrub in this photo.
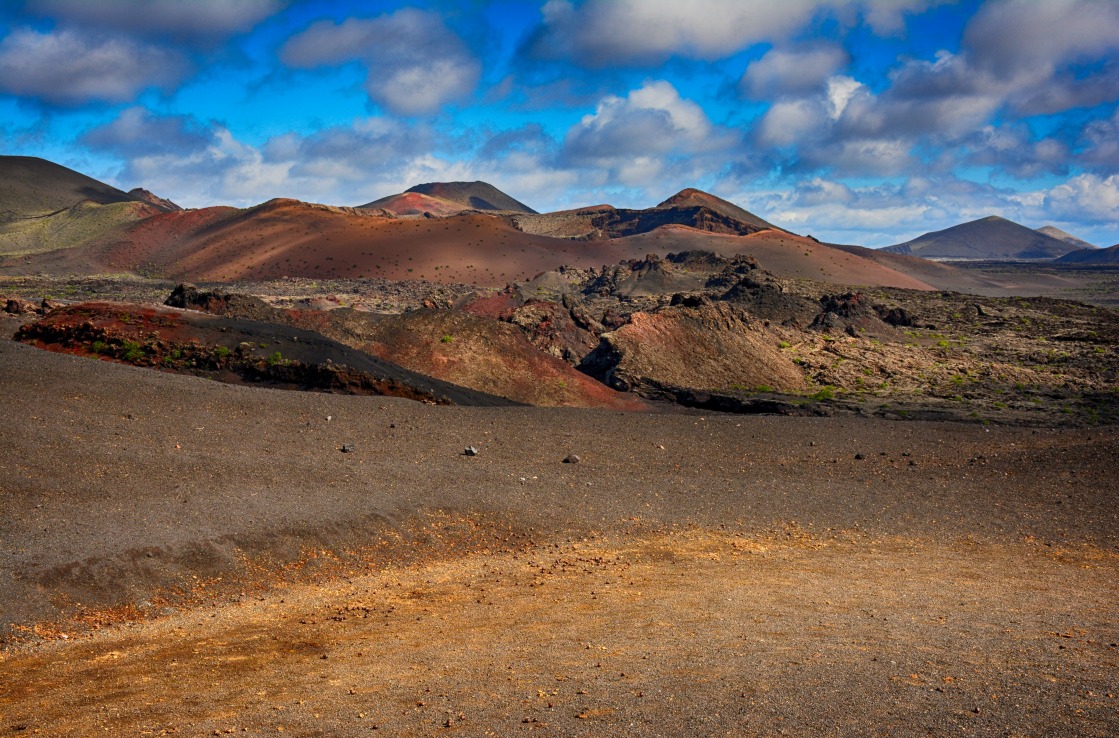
[809,386,835,401]
[441,335,455,343]
[121,340,145,362]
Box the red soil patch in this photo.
[362,191,468,217]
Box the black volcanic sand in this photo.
[1,338,1117,736]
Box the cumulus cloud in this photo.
[965,0,1119,81]
[95,114,477,208]
[737,0,1119,186]
[528,0,821,65]
[27,0,282,40]
[1080,109,1119,170]
[277,118,436,183]
[528,0,953,65]
[0,27,189,105]
[82,107,211,156]
[740,45,849,98]
[724,174,1038,246]
[280,9,480,116]
[961,124,1069,179]
[562,80,733,185]
[565,80,727,159]
[1042,174,1119,224]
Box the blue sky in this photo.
[1,0,1117,247]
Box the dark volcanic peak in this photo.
[127,187,182,212]
[1057,243,1119,265]
[883,215,1083,260]
[0,155,138,219]
[405,181,538,214]
[656,188,778,232]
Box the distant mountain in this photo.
[1036,226,1096,250]
[883,216,1083,260]
[362,181,537,215]
[0,155,142,219]
[1056,243,1119,264]
[512,188,781,240]
[128,188,182,212]
[656,188,777,232]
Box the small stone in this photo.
[464,446,479,456]
[340,444,354,453]
[854,453,865,460]
[563,454,581,464]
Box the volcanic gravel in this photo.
[1,338,1117,736]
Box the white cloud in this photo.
[530,0,956,65]
[28,0,282,39]
[562,80,733,184]
[965,0,1119,80]
[741,45,849,98]
[1042,174,1119,224]
[531,0,822,64]
[0,27,189,104]
[280,9,480,116]
[757,98,826,147]
[825,76,864,119]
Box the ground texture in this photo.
[1,339,1117,736]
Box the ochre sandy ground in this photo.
[1,339,1117,736]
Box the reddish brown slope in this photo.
[611,227,935,290]
[96,199,670,286]
[360,191,469,217]
[3,198,934,291]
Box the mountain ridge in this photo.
[883,215,1083,260]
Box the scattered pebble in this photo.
[464,446,479,456]
[563,454,581,464]
[340,444,354,453]
[854,453,866,460]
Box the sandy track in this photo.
[1,339,1117,735]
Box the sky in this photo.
[1,0,1117,247]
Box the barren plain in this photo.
[1,338,1117,736]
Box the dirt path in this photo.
[3,529,1117,736]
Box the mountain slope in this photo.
[0,200,162,257]
[361,181,537,215]
[1057,243,1119,264]
[360,191,469,217]
[0,155,142,219]
[883,216,1083,260]
[656,188,778,231]
[512,188,780,240]
[128,188,182,212]
[1036,225,1095,250]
